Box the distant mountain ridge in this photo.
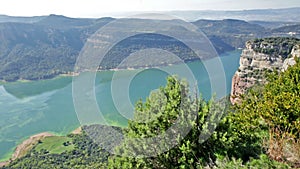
[167,7,300,22]
[1,7,300,23]
[0,15,46,23]
[0,13,299,82]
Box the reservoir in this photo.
[0,50,241,161]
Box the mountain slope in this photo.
[193,19,268,53]
[0,15,298,82]
[0,22,83,81]
[0,16,116,81]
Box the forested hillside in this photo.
[0,15,297,82]
[0,16,113,81]
[193,19,267,49]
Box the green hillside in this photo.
[0,15,285,82]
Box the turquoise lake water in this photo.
[0,50,241,161]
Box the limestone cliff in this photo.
[230,37,300,104]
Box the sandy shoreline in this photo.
[13,132,54,159]
[71,126,82,134]
[0,127,82,168]
[0,132,54,167]
[0,162,8,168]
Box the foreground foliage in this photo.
[107,59,300,168]
[233,58,300,166]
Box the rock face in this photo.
[230,38,300,104]
[282,45,300,71]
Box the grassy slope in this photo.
[34,136,74,154]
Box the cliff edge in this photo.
[230,37,300,104]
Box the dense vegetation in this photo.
[250,37,300,58]
[0,18,202,81]
[99,33,200,70]
[234,58,300,167]
[192,19,267,51]
[107,70,299,168]
[3,59,300,168]
[0,16,112,82]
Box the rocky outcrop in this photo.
[230,38,300,104]
[282,44,300,71]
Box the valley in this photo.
[0,6,300,168]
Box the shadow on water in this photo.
[3,76,72,99]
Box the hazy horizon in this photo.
[0,0,299,18]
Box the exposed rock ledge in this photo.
[230,38,300,104]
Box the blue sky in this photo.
[0,0,299,17]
